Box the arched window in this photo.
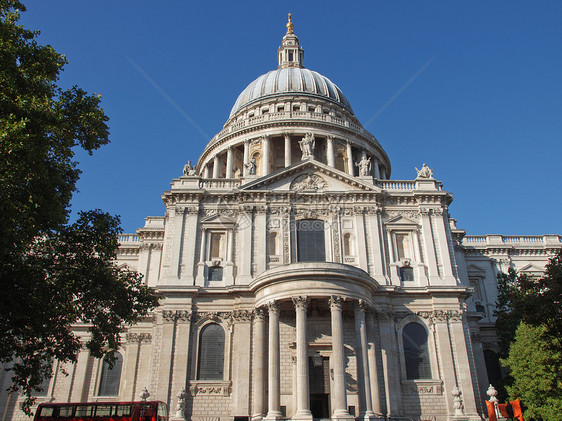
[98,352,123,396]
[402,323,431,379]
[484,349,502,386]
[269,232,278,255]
[343,233,353,256]
[296,219,326,262]
[335,152,346,173]
[197,324,225,380]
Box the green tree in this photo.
[0,1,159,413]
[494,250,562,417]
[502,323,562,421]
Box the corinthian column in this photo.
[292,296,312,420]
[262,135,271,176]
[252,307,267,420]
[265,301,282,421]
[329,296,353,420]
[354,301,375,420]
[326,136,335,167]
[346,142,354,176]
[284,133,292,167]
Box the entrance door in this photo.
[308,356,330,419]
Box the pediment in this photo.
[466,264,487,276]
[518,263,545,275]
[238,159,380,193]
[200,214,236,227]
[385,215,419,227]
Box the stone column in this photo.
[329,296,353,420]
[232,310,253,417]
[168,206,185,282]
[284,133,292,167]
[170,312,192,407]
[434,312,458,417]
[326,136,335,167]
[378,313,403,418]
[433,209,456,282]
[203,164,210,179]
[262,135,270,176]
[69,347,91,401]
[346,142,354,176]
[122,334,141,400]
[354,301,375,420]
[265,301,283,421]
[293,297,312,420]
[373,160,380,179]
[252,308,267,420]
[366,311,382,416]
[212,154,220,178]
[448,312,481,418]
[195,228,207,286]
[244,140,250,174]
[226,148,233,178]
[420,208,440,283]
[181,207,199,284]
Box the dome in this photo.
[229,68,354,118]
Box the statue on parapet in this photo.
[415,163,434,179]
[183,161,197,176]
[356,155,371,176]
[299,132,315,160]
[245,157,257,175]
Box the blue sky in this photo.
[21,1,562,235]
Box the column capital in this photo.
[254,306,267,322]
[283,132,291,139]
[354,299,370,313]
[292,296,309,310]
[329,295,344,310]
[267,300,280,315]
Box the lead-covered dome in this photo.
[229,68,354,118]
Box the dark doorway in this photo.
[310,394,330,419]
[309,356,330,419]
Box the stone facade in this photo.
[1,16,560,421]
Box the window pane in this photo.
[98,352,123,396]
[402,323,431,379]
[297,219,325,262]
[208,266,223,282]
[210,233,225,259]
[197,324,225,380]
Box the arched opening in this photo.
[197,324,225,380]
[402,323,431,379]
[98,352,123,396]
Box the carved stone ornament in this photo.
[232,310,254,322]
[292,296,310,310]
[126,333,152,343]
[290,173,326,192]
[189,383,230,396]
[328,295,343,310]
[254,307,267,322]
[403,380,443,396]
[162,310,192,322]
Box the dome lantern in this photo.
[278,13,304,69]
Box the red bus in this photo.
[34,401,168,421]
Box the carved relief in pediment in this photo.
[290,173,327,192]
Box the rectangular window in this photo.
[288,51,294,61]
[395,233,410,260]
[209,232,225,259]
[297,220,326,262]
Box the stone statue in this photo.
[299,132,315,160]
[356,155,371,176]
[245,157,257,175]
[415,163,433,179]
[183,161,196,176]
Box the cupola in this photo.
[277,13,304,69]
